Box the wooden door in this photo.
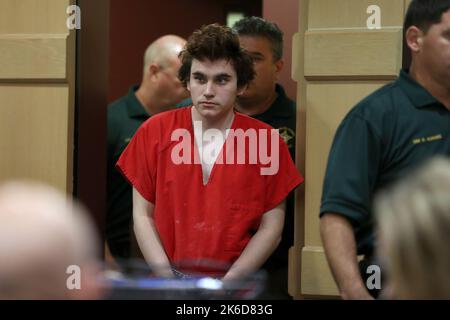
[0,0,76,192]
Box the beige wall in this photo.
[292,0,410,298]
[0,0,75,192]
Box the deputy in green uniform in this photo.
[320,0,450,300]
[107,35,188,265]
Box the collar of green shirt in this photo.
[272,84,294,117]
[398,69,441,109]
[126,84,150,118]
[255,84,294,120]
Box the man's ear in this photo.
[148,63,160,80]
[237,84,247,96]
[406,26,424,53]
[274,59,284,74]
[273,59,284,81]
[186,81,191,92]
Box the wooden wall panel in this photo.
[304,29,403,79]
[308,0,404,29]
[0,0,68,34]
[301,247,338,296]
[0,34,67,80]
[0,0,74,193]
[0,84,71,191]
[304,82,385,246]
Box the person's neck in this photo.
[235,90,278,116]
[135,84,163,116]
[409,64,450,110]
[191,107,235,133]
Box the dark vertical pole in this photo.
[75,0,109,256]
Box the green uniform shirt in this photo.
[320,70,450,256]
[107,85,149,258]
[252,84,297,264]
[253,84,296,159]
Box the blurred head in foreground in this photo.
[0,181,103,299]
[376,157,450,299]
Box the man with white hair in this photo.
[107,35,188,264]
[0,181,103,299]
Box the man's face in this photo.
[188,58,244,121]
[417,9,450,85]
[237,36,282,104]
[158,56,189,106]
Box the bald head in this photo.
[0,181,101,299]
[138,35,189,113]
[143,35,186,75]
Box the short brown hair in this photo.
[178,23,255,88]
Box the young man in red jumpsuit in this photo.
[117,24,303,280]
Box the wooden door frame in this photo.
[74,0,109,254]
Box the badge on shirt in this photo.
[278,127,295,148]
[412,134,443,145]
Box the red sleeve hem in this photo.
[263,174,304,213]
[115,163,155,204]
